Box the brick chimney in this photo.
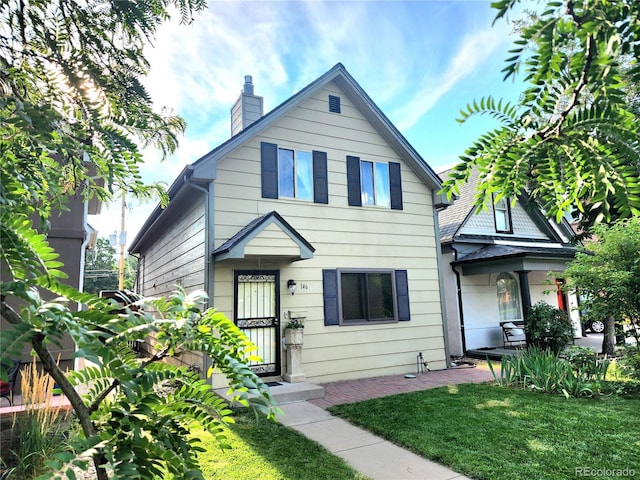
[230,75,264,136]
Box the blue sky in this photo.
[95,0,527,247]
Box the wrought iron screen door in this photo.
[234,271,281,377]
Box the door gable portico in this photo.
[214,211,315,262]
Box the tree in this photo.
[84,238,138,293]
[565,218,640,355]
[83,238,119,294]
[1,2,278,479]
[442,1,640,231]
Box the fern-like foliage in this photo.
[4,276,279,479]
[1,212,277,479]
[0,1,277,479]
[442,0,640,231]
[0,212,67,281]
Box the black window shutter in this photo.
[323,269,340,326]
[389,162,403,210]
[313,151,328,204]
[346,156,362,206]
[261,142,278,199]
[395,270,410,321]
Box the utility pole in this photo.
[118,192,126,290]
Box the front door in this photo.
[234,271,281,377]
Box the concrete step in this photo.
[215,381,324,406]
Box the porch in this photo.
[465,333,603,360]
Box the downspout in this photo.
[78,199,90,297]
[76,197,91,372]
[184,169,215,375]
[433,194,452,368]
[450,245,467,354]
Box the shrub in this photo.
[601,380,640,398]
[564,346,600,378]
[526,302,574,354]
[4,360,71,479]
[488,346,610,398]
[617,346,640,381]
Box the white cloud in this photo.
[391,27,506,131]
[90,0,518,247]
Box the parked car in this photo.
[583,319,605,334]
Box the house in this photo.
[129,64,451,387]
[0,162,101,397]
[438,167,582,357]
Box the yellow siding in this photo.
[138,190,206,297]
[243,223,301,256]
[211,80,447,384]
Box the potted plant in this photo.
[285,319,304,330]
[284,319,304,346]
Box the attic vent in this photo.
[328,95,341,113]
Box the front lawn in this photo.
[329,383,640,480]
[180,409,368,480]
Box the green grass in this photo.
[186,409,368,480]
[329,383,640,480]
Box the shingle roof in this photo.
[437,166,578,245]
[437,167,481,242]
[452,244,579,266]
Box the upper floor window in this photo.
[497,272,521,321]
[360,161,390,206]
[347,156,403,210]
[493,195,513,233]
[278,148,313,200]
[261,142,328,204]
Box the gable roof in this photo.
[437,167,481,243]
[213,211,315,262]
[188,63,444,189]
[130,64,446,253]
[437,167,577,245]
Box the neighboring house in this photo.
[0,163,101,383]
[129,64,451,386]
[438,167,582,357]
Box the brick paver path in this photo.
[309,364,495,409]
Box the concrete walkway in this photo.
[279,400,471,480]
[277,365,495,480]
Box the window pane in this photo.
[367,273,394,319]
[494,197,510,232]
[278,149,294,197]
[360,161,375,205]
[374,163,390,207]
[495,210,508,232]
[296,151,313,200]
[497,273,521,320]
[341,273,367,320]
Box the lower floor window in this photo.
[497,272,521,321]
[341,271,394,322]
[323,268,410,326]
